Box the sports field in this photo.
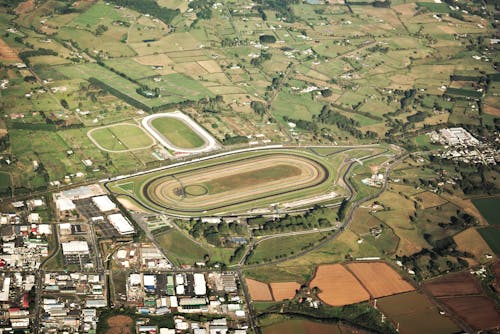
[87,124,154,152]
[107,149,335,216]
[150,117,205,149]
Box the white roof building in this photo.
[107,213,135,235]
[0,277,10,301]
[92,195,116,212]
[56,197,75,212]
[62,241,89,255]
[129,274,141,286]
[194,273,207,296]
[143,275,156,288]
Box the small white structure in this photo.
[107,213,135,235]
[92,195,116,212]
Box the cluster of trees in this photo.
[222,134,249,145]
[317,105,377,139]
[188,220,246,247]
[254,0,300,22]
[283,116,317,131]
[250,101,267,117]
[397,236,472,279]
[188,0,214,20]
[250,50,272,66]
[106,0,179,24]
[19,48,58,65]
[95,24,108,36]
[249,207,333,236]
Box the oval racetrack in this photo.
[143,153,329,213]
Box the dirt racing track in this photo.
[142,152,330,214]
[142,111,218,154]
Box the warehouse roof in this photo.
[92,195,116,212]
[107,213,135,235]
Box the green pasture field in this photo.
[477,227,500,254]
[0,172,11,192]
[472,198,500,225]
[271,91,324,122]
[106,148,339,216]
[104,58,159,80]
[247,233,329,264]
[416,2,452,13]
[138,73,214,101]
[150,116,205,149]
[57,26,136,58]
[88,124,154,152]
[56,63,188,107]
[69,2,125,27]
[155,229,234,266]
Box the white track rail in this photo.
[142,111,218,154]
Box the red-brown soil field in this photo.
[270,282,300,301]
[309,264,370,306]
[424,272,481,297]
[346,262,414,298]
[439,296,500,330]
[246,278,273,301]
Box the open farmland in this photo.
[424,272,481,297]
[309,264,370,306]
[246,279,273,301]
[453,227,494,262]
[439,296,500,331]
[346,262,414,298]
[377,291,460,334]
[269,282,301,301]
[477,227,500,255]
[473,197,500,225]
[0,38,19,61]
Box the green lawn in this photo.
[151,117,205,149]
[156,229,208,266]
[477,227,500,255]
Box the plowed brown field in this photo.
[346,262,414,298]
[246,278,273,301]
[0,39,20,61]
[310,264,370,306]
[424,272,481,297]
[439,296,500,330]
[270,282,300,301]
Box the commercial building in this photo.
[194,273,207,296]
[92,195,116,212]
[107,213,135,235]
[61,241,91,266]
